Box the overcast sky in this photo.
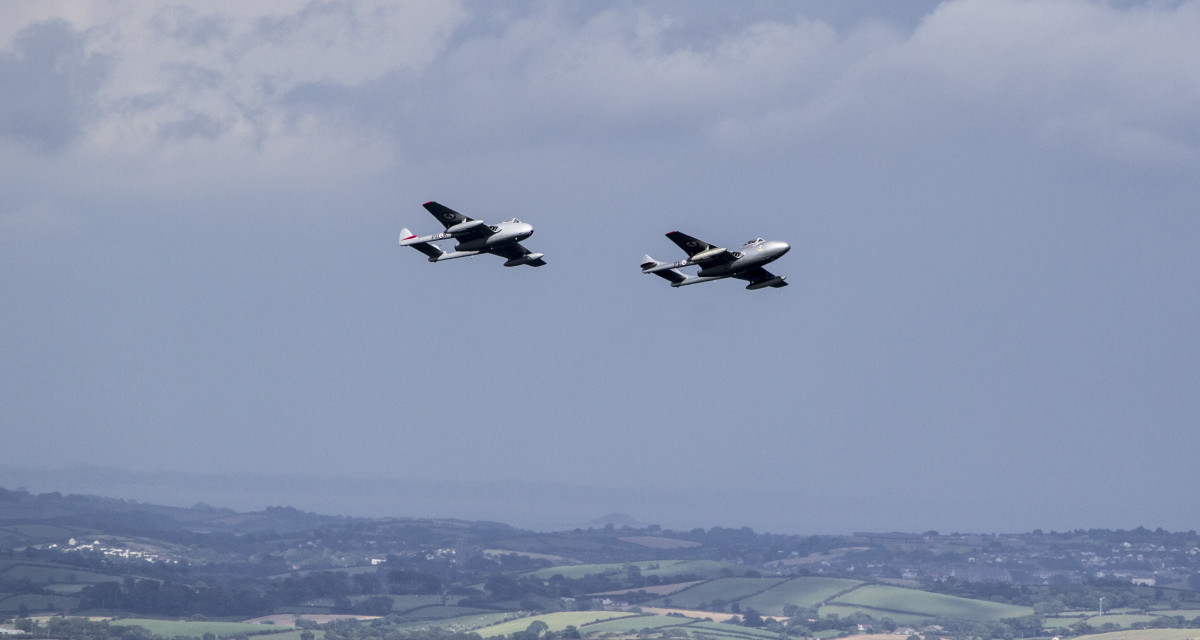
[2,0,1198,535]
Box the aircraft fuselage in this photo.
[695,240,790,278]
[454,221,533,252]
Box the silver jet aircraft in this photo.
[399,201,546,267]
[641,231,790,289]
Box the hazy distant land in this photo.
[3,483,1200,640]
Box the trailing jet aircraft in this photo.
[641,231,790,290]
[399,201,546,267]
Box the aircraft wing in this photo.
[732,266,788,288]
[422,201,495,242]
[666,231,736,264]
[489,242,547,267]
[423,201,471,228]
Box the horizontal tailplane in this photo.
[400,231,447,261]
[641,254,687,285]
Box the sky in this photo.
[2,0,1199,536]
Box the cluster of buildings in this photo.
[808,532,1200,588]
[45,537,179,564]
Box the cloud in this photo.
[4,0,1198,209]
[308,0,1200,188]
[900,0,1200,169]
[0,19,109,152]
[1,0,1197,238]
[0,2,473,217]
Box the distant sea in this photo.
[0,464,901,534]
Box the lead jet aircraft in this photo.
[399,201,546,267]
[641,231,790,289]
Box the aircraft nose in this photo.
[774,241,790,255]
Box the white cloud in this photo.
[2,0,1198,218]
[0,1,470,218]
[903,0,1200,162]
[382,0,1200,178]
[2,2,464,152]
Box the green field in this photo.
[383,594,457,611]
[473,611,638,636]
[1162,609,1200,618]
[651,577,787,609]
[1095,614,1163,627]
[524,559,744,582]
[0,561,116,585]
[831,584,1033,619]
[524,560,683,580]
[251,631,325,640]
[738,576,866,614]
[389,611,519,632]
[640,560,750,579]
[0,593,80,613]
[684,619,789,639]
[41,583,92,594]
[1,524,79,540]
[392,604,496,620]
[579,614,693,634]
[1044,614,1088,629]
[818,602,933,626]
[110,618,293,636]
[473,611,786,639]
[1078,630,1200,640]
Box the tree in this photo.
[485,575,522,601]
[389,570,442,594]
[355,595,394,616]
[352,573,380,594]
[526,619,550,637]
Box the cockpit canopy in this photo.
[745,238,764,246]
[502,218,521,223]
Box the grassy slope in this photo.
[831,584,1033,619]
[740,576,866,614]
[1077,630,1200,640]
[580,614,694,633]
[523,560,683,580]
[0,560,116,584]
[649,577,788,608]
[473,611,639,636]
[109,618,292,636]
[524,559,742,581]
[0,593,80,613]
[819,602,933,627]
